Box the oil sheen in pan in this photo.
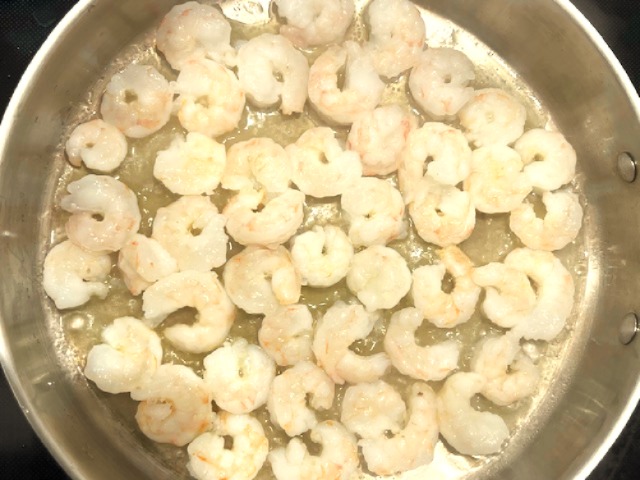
[42,1,590,478]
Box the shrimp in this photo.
[188,412,269,480]
[471,262,536,329]
[153,132,226,195]
[268,361,335,437]
[130,364,214,447]
[151,195,228,272]
[117,234,178,296]
[65,119,127,173]
[409,48,475,118]
[156,1,235,71]
[515,128,577,191]
[223,246,301,315]
[84,317,162,394]
[269,421,359,480]
[346,246,412,311]
[222,138,292,193]
[408,176,476,247]
[287,127,362,198]
[504,248,574,341]
[259,305,314,367]
[384,307,460,381]
[203,338,276,414]
[100,64,173,138]
[274,0,355,48]
[312,302,390,385]
[458,88,526,148]
[223,188,305,247]
[509,190,583,251]
[436,372,510,455]
[470,333,540,406]
[142,271,236,354]
[347,104,417,176]
[237,34,309,115]
[364,0,426,78]
[60,174,141,253]
[463,145,533,214]
[340,177,408,247]
[360,383,439,476]
[42,240,111,310]
[173,58,245,138]
[308,42,385,125]
[340,380,406,439]
[412,246,481,328]
[290,226,354,288]
[399,123,472,201]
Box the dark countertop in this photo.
[1,1,639,478]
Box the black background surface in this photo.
[0,0,639,478]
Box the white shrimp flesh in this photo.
[65,119,127,173]
[259,305,314,366]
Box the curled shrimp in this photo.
[100,64,173,139]
[42,240,111,310]
[258,304,314,366]
[60,174,141,253]
[142,271,236,354]
[84,317,162,394]
[65,119,127,173]
[308,41,384,125]
[237,34,309,115]
[131,364,214,447]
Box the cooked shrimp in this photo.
[259,305,314,366]
[173,58,245,138]
[308,42,385,125]
[60,174,141,253]
[290,226,354,288]
[274,0,355,48]
[84,317,162,394]
[269,420,359,480]
[203,338,276,414]
[365,0,425,78]
[156,1,235,71]
[504,248,574,341]
[142,271,235,353]
[408,176,476,247]
[412,246,481,328]
[131,364,214,447]
[268,361,335,437]
[471,262,536,329]
[341,177,408,247]
[347,104,417,176]
[117,234,178,296]
[346,246,412,311]
[409,48,475,118]
[65,119,127,173]
[340,380,406,439]
[100,64,173,138]
[471,333,540,406]
[437,372,510,455]
[458,88,526,148]
[515,128,577,191]
[223,246,301,315]
[42,240,111,310]
[510,190,583,251]
[222,138,292,193]
[287,127,362,198]
[237,34,309,115]
[360,383,439,476]
[153,132,226,195]
[152,195,228,272]
[223,188,305,247]
[384,307,460,381]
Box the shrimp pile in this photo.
[43,1,584,479]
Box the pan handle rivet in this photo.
[616,152,636,183]
[619,313,638,345]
